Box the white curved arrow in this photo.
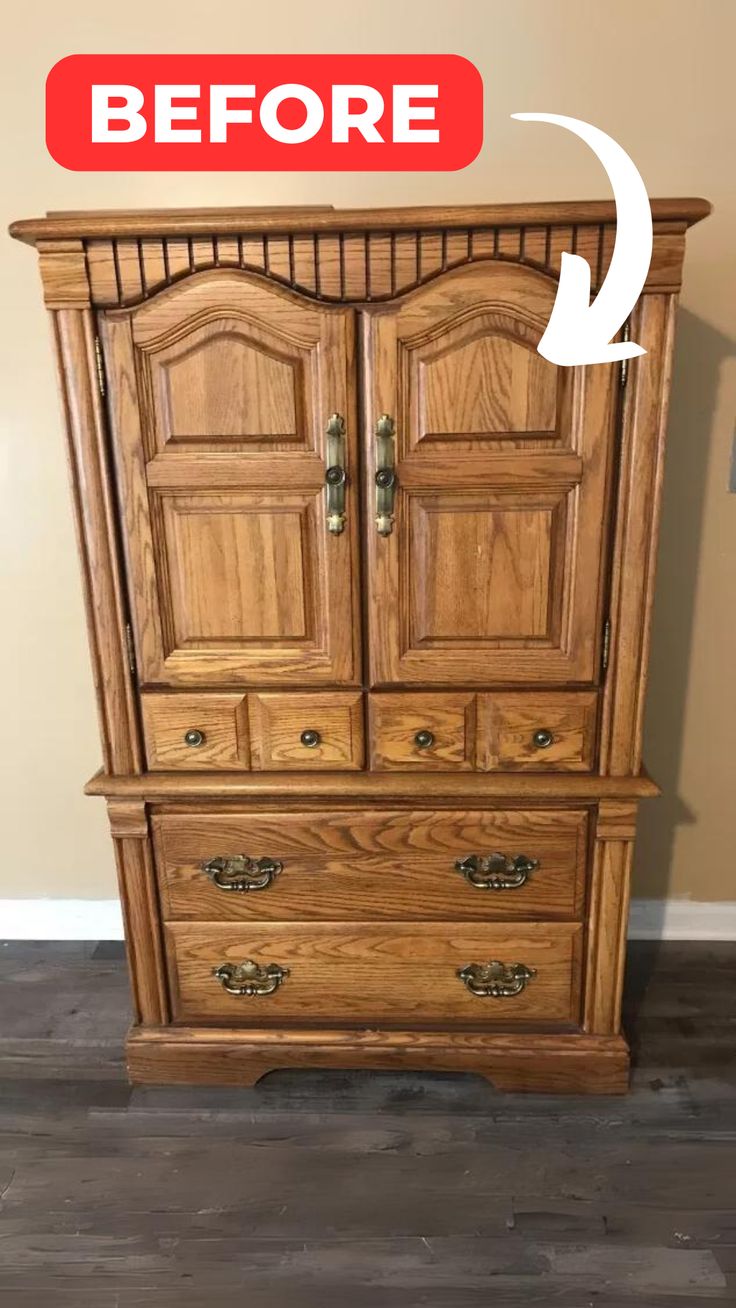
[511,113,653,366]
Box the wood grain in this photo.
[165,921,583,1027]
[142,692,250,770]
[106,800,169,1026]
[476,691,598,772]
[101,272,361,687]
[248,692,364,770]
[362,262,618,686]
[51,310,142,773]
[153,807,588,923]
[370,693,476,770]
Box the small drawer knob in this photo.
[184,728,205,748]
[532,728,554,749]
[414,729,435,749]
[300,728,321,748]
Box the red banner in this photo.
[46,54,483,171]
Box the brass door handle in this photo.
[375,413,397,535]
[202,855,283,893]
[455,853,539,890]
[457,961,536,997]
[213,959,289,996]
[325,413,347,535]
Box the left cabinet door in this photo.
[101,272,361,686]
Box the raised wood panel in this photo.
[101,271,360,686]
[155,320,302,446]
[364,262,618,686]
[153,807,587,923]
[142,693,250,770]
[248,692,364,770]
[166,921,583,1026]
[410,493,562,643]
[370,693,476,770]
[418,321,559,443]
[159,493,311,643]
[477,692,598,772]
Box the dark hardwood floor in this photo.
[0,939,734,1306]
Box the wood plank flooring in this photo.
[0,939,734,1305]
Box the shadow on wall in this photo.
[634,306,735,926]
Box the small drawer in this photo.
[153,807,588,922]
[477,692,598,772]
[166,921,583,1027]
[370,693,476,770]
[142,693,249,770]
[248,692,364,770]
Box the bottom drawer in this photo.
[166,922,582,1027]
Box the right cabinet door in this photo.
[362,263,618,686]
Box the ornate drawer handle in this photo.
[300,728,321,748]
[184,728,205,747]
[458,961,536,998]
[325,413,347,535]
[213,959,289,996]
[532,728,554,749]
[375,413,397,536]
[202,855,283,893]
[455,852,539,890]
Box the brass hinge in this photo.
[601,618,612,674]
[94,335,106,398]
[124,623,136,676]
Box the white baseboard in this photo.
[2,898,736,942]
[627,899,736,941]
[1,899,125,941]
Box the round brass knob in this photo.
[532,728,554,749]
[414,729,435,749]
[325,464,346,487]
[300,728,321,748]
[184,728,205,748]
[375,468,396,490]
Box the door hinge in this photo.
[124,623,136,676]
[601,618,612,674]
[619,319,631,391]
[94,335,106,398]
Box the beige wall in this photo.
[1,0,734,902]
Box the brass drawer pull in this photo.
[325,413,347,535]
[300,728,321,748]
[202,855,283,893]
[532,728,554,749]
[455,853,539,890]
[458,961,536,998]
[375,413,397,536]
[213,959,289,996]
[414,729,434,749]
[184,728,205,747]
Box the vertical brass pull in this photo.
[375,413,397,536]
[325,413,347,535]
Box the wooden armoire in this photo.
[11,199,709,1092]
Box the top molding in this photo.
[9,198,711,245]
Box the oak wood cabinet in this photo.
[11,198,709,1092]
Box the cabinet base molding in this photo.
[126,1026,630,1095]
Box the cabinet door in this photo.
[362,263,618,686]
[102,272,360,686]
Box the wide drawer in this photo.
[166,921,583,1026]
[153,808,588,922]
